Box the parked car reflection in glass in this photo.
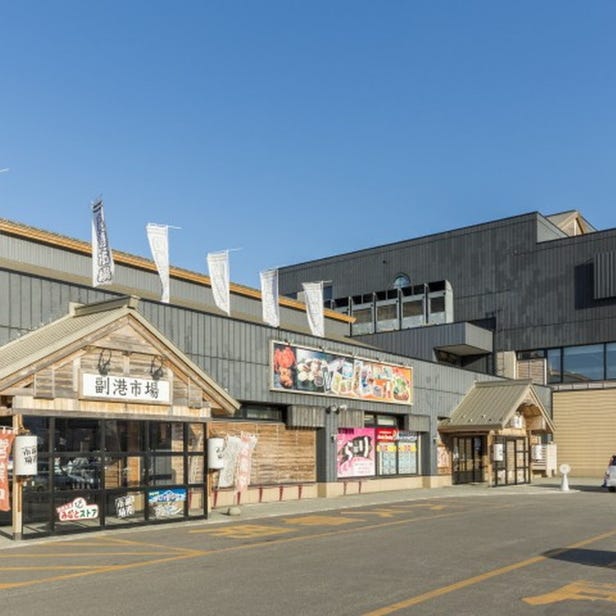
[31,458,100,491]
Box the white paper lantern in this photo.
[13,434,38,476]
[207,437,225,470]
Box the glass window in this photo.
[562,344,604,382]
[397,434,418,474]
[430,296,445,313]
[547,348,562,383]
[393,274,411,289]
[104,455,145,488]
[54,492,101,531]
[55,419,100,453]
[149,455,184,486]
[150,422,184,452]
[517,350,546,360]
[187,424,205,452]
[377,303,397,321]
[23,417,51,454]
[105,490,145,525]
[187,487,205,517]
[376,415,398,427]
[187,455,204,484]
[53,455,101,490]
[353,308,373,324]
[606,343,616,380]
[105,420,145,453]
[242,405,284,421]
[402,300,423,318]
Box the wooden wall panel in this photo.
[210,421,316,485]
[553,389,616,476]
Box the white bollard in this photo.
[559,463,571,492]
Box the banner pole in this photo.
[11,415,23,540]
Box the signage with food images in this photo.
[271,342,413,405]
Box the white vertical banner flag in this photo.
[207,250,230,315]
[302,281,325,337]
[146,223,170,303]
[260,268,280,328]
[91,199,114,287]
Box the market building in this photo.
[0,216,552,539]
[277,210,616,477]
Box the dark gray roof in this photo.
[441,380,554,431]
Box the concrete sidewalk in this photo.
[0,476,603,549]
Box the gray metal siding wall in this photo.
[279,213,616,355]
[0,267,516,423]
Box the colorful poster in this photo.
[398,432,418,475]
[271,342,413,406]
[376,427,399,475]
[148,488,186,519]
[0,428,14,512]
[337,428,375,478]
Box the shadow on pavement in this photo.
[543,547,616,569]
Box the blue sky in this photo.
[1,1,615,288]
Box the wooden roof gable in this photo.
[0,295,239,417]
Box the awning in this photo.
[438,380,554,434]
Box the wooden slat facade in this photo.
[209,421,316,485]
[553,388,616,476]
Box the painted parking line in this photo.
[192,524,294,539]
[361,528,616,616]
[282,515,358,527]
[0,535,206,590]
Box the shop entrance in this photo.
[17,416,207,539]
[493,437,530,486]
[452,435,486,484]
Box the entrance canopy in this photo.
[438,380,554,435]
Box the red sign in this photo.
[376,428,399,442]
[0,428,15,512]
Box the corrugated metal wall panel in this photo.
[408,415,431,432]
[594,252,616,299]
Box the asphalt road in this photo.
[2,483,616,615]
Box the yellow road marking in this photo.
[282,515,358,527]
[0,565,100,571]
[524,580,616,605]
[1,551,182,557]
[361,528,616,615]
[345,508,404,518]
[0,500,514,591]
[0,549,206,590]
[191,524,293,539]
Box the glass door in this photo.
[452,436,486,484]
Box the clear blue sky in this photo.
[1,1,615,288]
